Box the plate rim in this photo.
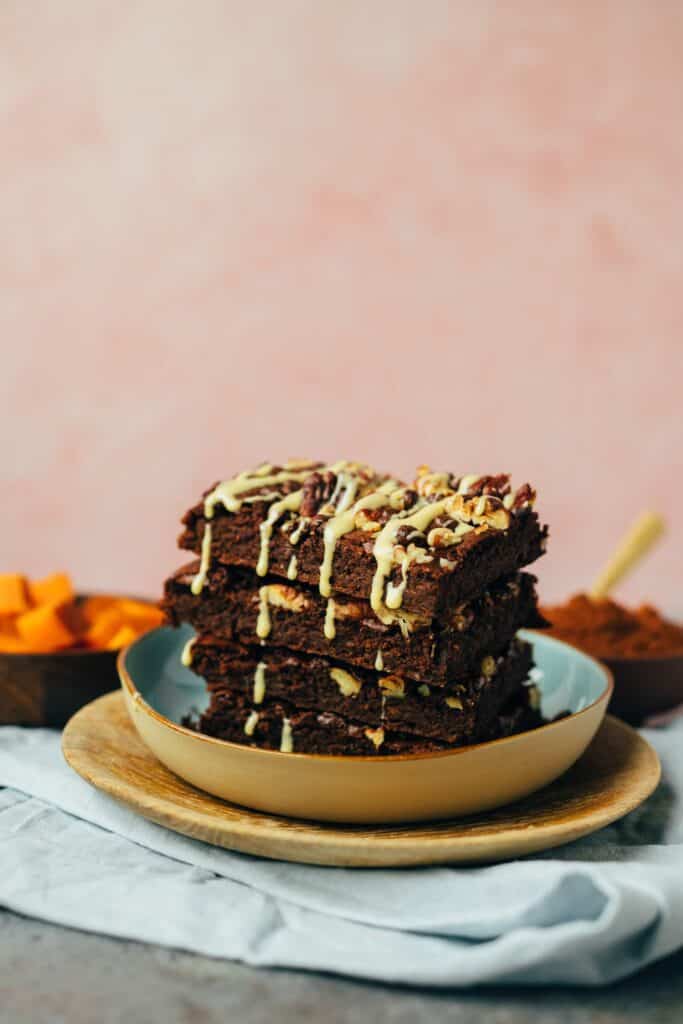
[117,627,614,764]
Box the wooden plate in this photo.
[62,692,660,867]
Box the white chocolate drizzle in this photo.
[204,465,311,518]
[256,586,271,639]
[203,460,370,591]
[330,667,362,697]
[190,523,212,595]
[370,498,453,623]
[368,485,508,625]
[257,489,303,576]
[244,711,259,736]
[180,636,196,667]
[190,462,523,640]
[288,518,308,545]
[318,481,399,598]
[280,718,293,753]
[253,662,267,704]
[324,598,336,640]
[374,648,384,671]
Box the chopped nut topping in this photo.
[300,470,338,517]
[380,675,406,699]
[427,527,461,549]
[446,493,511,531]
[265,584,309,613]
[512,483,536,511]
[414,466,459,499]
[330,668,362,697]
[408,546,434,565]
[332,599,363,620]
[354,508,382,532]
[283,459,320,471]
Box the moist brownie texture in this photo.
[162,459,549,756]
[193,638,532,744]
[162,564,543,684]
[195,677,542,755]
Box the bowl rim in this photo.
[0,591,159,660]
[117,628,614,764]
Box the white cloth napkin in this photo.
[1,717,682,988]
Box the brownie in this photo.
[198,693,446,755]
[193,638,532,744]
[196,676,540,756]
[178,463,547,620]
[163,564,544,684]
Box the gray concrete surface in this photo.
[1,909,682,1024]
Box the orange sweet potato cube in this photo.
[80,596,118,626]
[28,572,74,608]
[0,635,33,653]
[105,624,138,650]
[84,607,123,648]
[16,604,75,652]
[0,574,29,616]
[117,599,164,632]
[0,615,18,637]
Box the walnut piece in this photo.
[265,584,309,613]
[427,527,460,549]
[446,493,511,531]
[300,470,338,517]
[354,508,382,533]
[330,668,362,697]
[333,599,363,621]
[380,675,406,699]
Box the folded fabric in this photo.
[0,716,682,988]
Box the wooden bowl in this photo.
[0,594,154,728]
[602,653,683,724]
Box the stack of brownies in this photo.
[162,461,548,755]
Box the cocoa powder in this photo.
[542,593,683,659]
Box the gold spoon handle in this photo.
[589,511,666,600]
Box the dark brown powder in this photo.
[542,593,683,659]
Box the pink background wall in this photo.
[2,2,682,609]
